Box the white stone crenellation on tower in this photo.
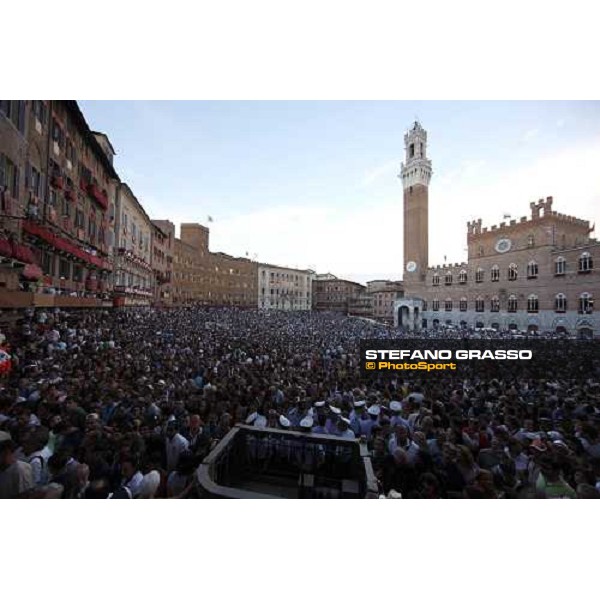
[400,121,432,189]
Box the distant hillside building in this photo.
[367,280,404,323]
[312,275,365,313]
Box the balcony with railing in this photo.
[195,425,378,499]
[87,183,109,211]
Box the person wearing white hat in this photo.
[388,400,409,429]
[325,405,341,435]
[299,416,314,430]
[357,404,380,440]
[349,400,366,436]
[311,413,328,435]
[336,416,356,440]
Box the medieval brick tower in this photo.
[394,121,432,330]
[400,121,432,287]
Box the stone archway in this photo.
[397,305,410,329]
[393,298,424,331]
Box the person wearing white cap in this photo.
[349,400,366,436]
[254,412,268,428]
[325,406,341,435]
[357,404,380,440]
[336,417,356,440]
[311,413,328,435]
[389,400,409,429]
[294,416,325,472]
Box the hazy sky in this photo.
[79,101,600,284]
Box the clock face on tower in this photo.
[406,261,417,273]
[494,238,512,254]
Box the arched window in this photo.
[432,273,440,286]
[579,252,593,273]
[527,260,538,279]
[491,265,500,282]
[527,294,539,313]
[490,296,500,312]
[445,298,452,311]
[459,297,467,312]
[579,293,594,314]
[507,294,518,313]
[458,269,467,284]
[508,263,518,281]
[445,271,453,285]
[555,293,567,313]
[475,296,484,312]
[475,267,484,283]
[527,234,535,248]
[422,300,428,311]
[555,256,566,276]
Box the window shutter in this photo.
[0,154,5,188]
[25,161,31,189]
[14,166,20,200]
[18,101,26,134]
[39,174,45,203]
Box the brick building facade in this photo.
[1,100,117,307]
[366,279,404,323]
[395,121,600,337]
[151,220,174,305]
[172,223,257,306]
[312,274,365,313]
[112,183,154,306]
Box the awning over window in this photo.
[22,220,110,270]
[11,243,37,264]
[0,238,13,258]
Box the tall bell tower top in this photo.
[399,121,432,190]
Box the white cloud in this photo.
[521,128,539,142]
[428,139,600,266]
[359,159,399,187]
[164,140,600,285]
[208,199,404,283]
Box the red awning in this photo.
[0,238,13,258]
[11,243,37,264]
[22,220,109,270]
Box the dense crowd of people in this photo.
[1,306,599,499]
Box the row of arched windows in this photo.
[431,253,593,286]
[426,293,594,314]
